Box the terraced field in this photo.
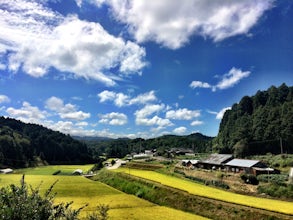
[0,166,208,220]
[116,168,293,215]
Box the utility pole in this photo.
[280,137,283,154]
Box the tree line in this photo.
[81,133,213,158]
[214,83,293,157]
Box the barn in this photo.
[225,159,277,175]
[197,154,233,170]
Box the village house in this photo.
[197,154,233,170]
[181,159,199,169]
[0,168,13,174]
[224,158,278,175]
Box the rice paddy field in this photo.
[116,168,293,215]
[0,165,208,220]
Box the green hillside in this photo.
[214,83,293,156]
[0,117,94,168]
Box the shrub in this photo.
[257,174,288,184]
[257,183,293,199]
[52,170,61,175]
[240,173,259,185]
[0,175,108,220]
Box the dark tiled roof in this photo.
[201,154,233,165]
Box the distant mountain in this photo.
[214,83,293,156]
[85,132,213,158]
[0,117,94,168]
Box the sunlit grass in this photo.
[15,164,94,175]
[0,171,208,220]
[116,168,293,215]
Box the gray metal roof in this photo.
[225,159,260,168]
[201,154,233,165]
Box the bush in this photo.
[240,173,259,185]
[257,174,288,184]
[52,170,61,175]
[0,175,108,220]
[257,183,293,199]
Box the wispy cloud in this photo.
[0,0,146,86]
[0,95,10,104]
[190,67,251,92]
[207,107,231,120]
[190,120,204,126]
[93,0,273,49]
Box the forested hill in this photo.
[83,132,213,158]
[0,117,94,168]
[214,83,293,157]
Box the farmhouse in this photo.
[225,159,277,175]
[198,154,233,170]
[181,159,199,169]
[0,168,13,174]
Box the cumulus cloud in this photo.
[6,101,47,124]
[135,104,173,128]
[190,67,251,91]
[0,95,10,104]
[207,107,231,120]
[99,112,128,125]
[0,0,146,86]
[189,81,212,89]
[166,108,200,120]
[173,126,187,135]
[98,90,157,107]
[45,96,90,121]
[94,0,273,49]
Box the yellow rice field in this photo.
[0,166,208,220]
[116,168,293,215]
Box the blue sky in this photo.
[0,0,292,138]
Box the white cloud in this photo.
[6,101,47,124]
[214,67,251,91]
[0,0,146,86]
[99,112,128,125]
[45,96,90,121]
[190,67,251,91]
[216,107,231,120]
[97,90,157,107]
[135,104,173,128]
[189,81,211,89]
[208,107,231,120]
[95,0,273,49]
[0,95,10,104]
[129,90,157,105]
[190,120,204,126]
[166,108,200,120]
[173,126,187,135]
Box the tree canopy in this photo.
[214,83,293,157]
[0,117,94,168]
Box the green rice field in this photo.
[0,165,208,220]
[116,168,293,215]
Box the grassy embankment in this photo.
[115,167,293,216]
[0,165,207,220]
[95,169,293,220]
